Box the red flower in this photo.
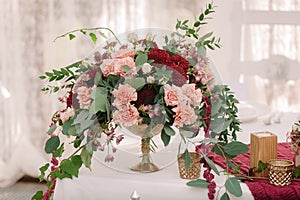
[148,49,171,65]
[148,49,190,86]
[134,87,156,107]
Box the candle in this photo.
[130,190,141,200]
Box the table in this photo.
[53,112,298,200]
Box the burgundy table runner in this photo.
[209,143,300,200]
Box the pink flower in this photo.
[76,86,94,109]
[113,104,139,127]
[163,85,181,106]
[112,84,137,108]
[113,48,136,59]
[172,103,197,127]
[104,154,114,162]
[99,57,136,77]
[113,57,136,76]
[182,84,202,106]
[59,107,75,123]
[194,66,214,85]
[116,134,124,145]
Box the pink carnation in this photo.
[195,66,214,85]
[113,48,136,59]
[113,104,139,127]
[172,103,197,127]
[163,85,181,106]
[76,86,94,109]
[182,84,203,106]
[99,57,136,77]
[112,84,137,108]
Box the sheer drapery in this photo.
[0,0,201,187]
[242,0,300,112]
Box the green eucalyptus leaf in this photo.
[197,45,206,57]
[183,149,192,171]
[47,124,57,135]
[81,146,93,169]
[180,130,195,138]
[90,87,108,114]
[124,78,145,90]
[203,155,220,175]
[223,141,248,156]
[164,126,175,136]
[45,136,60,154]
[225,177,242,197]
[161,129,171,147]
[210,118,232,133]
[73,110,90,124]
[187,179,209,188]
[135,53,148,66]
[220,192,230,200]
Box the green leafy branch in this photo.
[175,2,221,50]
[187,141,248,199]
[53,27,121,45]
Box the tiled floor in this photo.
[0,181,46,200]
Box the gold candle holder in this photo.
[177,152,200,179]
[268,159,294,186]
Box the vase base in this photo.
[130,162,160,172]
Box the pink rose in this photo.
[163,85,181,106]
[76,86,94,109]
[112,84,137,108]
[172,103,197,127]
[182,84,203,106]
[113,104,139,127]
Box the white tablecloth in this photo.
[53,112,298,200]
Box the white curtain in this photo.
[0,0,201,187]
[243,0,300,112]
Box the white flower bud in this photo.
[147,76,155,83]
[142,63,152,74]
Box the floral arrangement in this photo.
[32,2,248,200]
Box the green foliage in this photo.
[203,155,220,175]
[38,163,50,182]
[183,149,192,171]
[220,192,230,200]
[69,33,76,40]
[45,136,60,154]
[225,177,242,197]
[31,191,43,200]
[223,141,248,156]
[90,87,108,114]
[80,146,93,169]
[135,52,148,66]
[186,179,209,188]
[175,2,221,50]
[293,165,300,178]
[161,129,171,146]
[89,32,97,44]
[60,155,83,178]
[53,143,65,157]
